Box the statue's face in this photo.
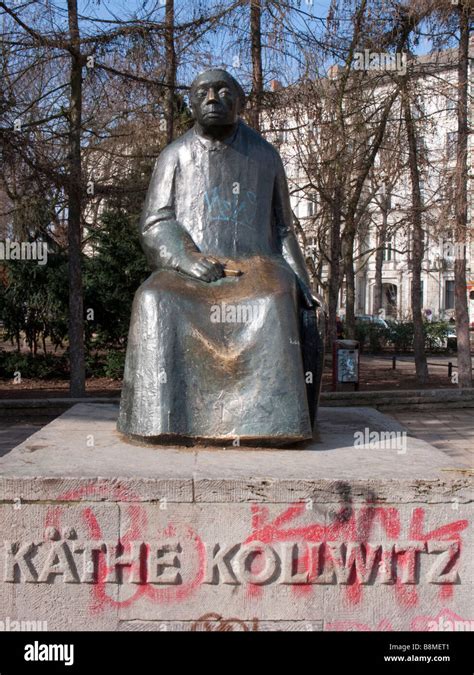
[190,72,241,129]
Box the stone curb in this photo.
[0,388,473,415]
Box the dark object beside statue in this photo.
[117,69,324,446]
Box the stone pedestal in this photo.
[0,403,471,632]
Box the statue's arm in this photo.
[139,146,223,282]
[273,152,317,309]
[139,148,198,269]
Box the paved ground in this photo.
[388,409,473,468]
[0,417,54,458]
[0,408,472,467]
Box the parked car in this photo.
[355,314,390,329]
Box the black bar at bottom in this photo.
[0,630,471,673]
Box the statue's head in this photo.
[190,69,245,131]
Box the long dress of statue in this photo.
[118,69,323,444]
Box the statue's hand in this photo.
[298,278,319,310]
[174,253,225,282]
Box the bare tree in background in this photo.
[165,0,177,144]
[413,0,472,385]
[248,0,263,131]
[1,0,471,392]
[453,1,472,387]
[66,0,86,396]
[401,78,429,383]
[0,0,240,394]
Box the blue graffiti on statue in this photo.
[204,187,257,229]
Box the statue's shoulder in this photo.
[239,121,281,161]
[154,128,194,165]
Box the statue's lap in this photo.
[136,255,299,306]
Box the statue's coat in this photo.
[118,120,319,442]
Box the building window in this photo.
[445,280,455,309]
[307,194,317,217]
[446,131,457,160]
[442,233,454,259]
[417,135,426,155]
[305,236,318,258]
[382,237,393,262]
[279,120,289,143]
[446,95,456,112]
[419,180,426,200]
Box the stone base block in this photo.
[0,404,472,632]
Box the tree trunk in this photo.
[164,0,176,145]
[454,3,472,388]
[341,90,398,338]
[67,0,85,397]
[249,0,263,131]
[402,86,428,384]
[343,232,356,339]
[327,193,342,344]
[373,213,387,316]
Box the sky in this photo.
[13,1,457,88]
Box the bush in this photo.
[389,321,414,352]
[386,320,451,353]
[85,351,105,378]
[84,350,126,379]
[103,350,126,380]
[355,323,368,351]
[0,349,126,381]
[0,251,68,354]
[354,322,388,353]
[424,321,449,352]
[0,352,68,379]
[84,209,148,349]
[367,324,389,354]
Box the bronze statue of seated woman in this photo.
[117,69,324,446]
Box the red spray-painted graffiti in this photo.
[242,502,468,607]
[45,485,205,611]
[44,488,468,615]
